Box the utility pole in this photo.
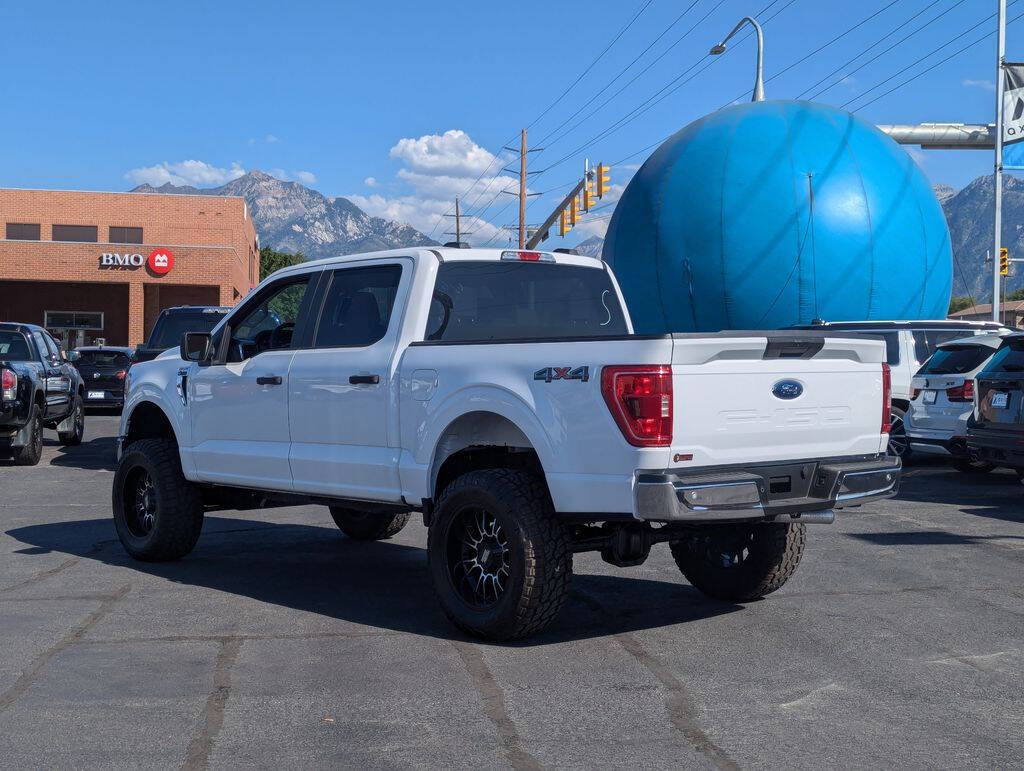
[442,196,472,245]
[994,0,1007,322]
[502,129,542,249]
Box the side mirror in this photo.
[180,332,213,363]
[68,350,80,362]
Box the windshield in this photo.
[77,350,130,367]
[0,331,34,361]
[148,312,226,349]
[427,261,628,342]
[919,346,992,375]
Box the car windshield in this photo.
[148,312,225,349]
[919,345,992,375]
[77,350,130,367]
[0,331,34,361]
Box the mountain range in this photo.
[569,176,1024,304]
[131,170,436,259]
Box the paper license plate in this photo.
[87,390,105,400]
[923,390,937,405]
[992,392,1010,409]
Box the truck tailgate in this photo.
[669,333,887,467]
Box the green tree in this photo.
[259,246,305,281]
[1006,288,1024,301]
[948,296,974,315]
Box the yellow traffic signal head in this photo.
[597,163,610,198]
[1001,247,1009,276]
[570,196,578,225]
[559,209,568,237]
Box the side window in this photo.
[913,330,966,364]
[43,334,63,361]
[32,333,52,363]
[313,265,402,348]
[227,276,311,362]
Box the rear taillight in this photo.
[1,368,16,401]
[881,363,891,434]
[946,380,974,403]
[911,388,920,401]
[115,369,127,380]
[601,365,673,447]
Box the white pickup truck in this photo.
[113,246,899,640]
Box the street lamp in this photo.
[710,16,765,102]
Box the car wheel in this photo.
[951,458,995,474]
[329,507,411,540]
[57,395,85,446]
[12,404,43,466]
[112,438,203,561]
[427,469,571,641]
[669,522,806,602]
[887,407,910,459]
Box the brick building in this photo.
[0,188,258,347]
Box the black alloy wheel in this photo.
[445,506,512,609]
[888,408,909,459]
[124,467,158,538]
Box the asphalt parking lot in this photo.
[1,415,1022,769]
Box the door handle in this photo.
[349,374,380,385]
[256,375,283,385]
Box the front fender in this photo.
[121,362,190,453]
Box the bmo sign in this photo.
[100,248,174,275]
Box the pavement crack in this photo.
[0,540,113,594]
[450,640,541,771]
[0,583,130,714]
[613,632,739,771]
[182,636,243,771]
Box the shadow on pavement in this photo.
[5,515,738,645]
[47,434,117,471]
[896,468,1024,526]
[849,530,1024,547]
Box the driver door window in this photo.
[227,277,311,362]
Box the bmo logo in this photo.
[98,248,174,275]
[148,248,174,275]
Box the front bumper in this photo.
[634,455,901,523]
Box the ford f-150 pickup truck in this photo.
[113,247,900,640]
[1,322,85,465]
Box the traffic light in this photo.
[596,163,610,198]
[1001,247,1009,276]
[583,177,594,212]
[570,195,578,226]
[559,208,571,237]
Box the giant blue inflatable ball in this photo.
[603,101,953,333]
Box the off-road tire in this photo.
[112,438,203,561]
[951,458,995,474]
[670,522,806,602]
[329,507,411,540]
[427,468,571,641]
[57,395,85,446]
[13,405,43,466]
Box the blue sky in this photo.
[0,0,1018,247]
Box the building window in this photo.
[109,226,143,244]
[6,223,41,240]
[52,224,98,242]
[44,310,104,330]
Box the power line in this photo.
[841,4,1018,110]
[850,7,1024,112]
[802,0,968,102]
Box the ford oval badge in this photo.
[772,380,803,400]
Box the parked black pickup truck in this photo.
[967,332,1024,477]
[0,322,85,465]
[133,306,229,364]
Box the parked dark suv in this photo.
[133,306,230,363]
[71,346,133,410]
[967,332,1024,476]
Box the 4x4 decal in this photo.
[533,366,589,383]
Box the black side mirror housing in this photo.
[181,332,213,363]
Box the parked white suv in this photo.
[905,333,1013,472]
[793,320,1011,457]
[114,247,899,640]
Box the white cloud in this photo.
[294,170,317,184]
[364,176,378,187]
[264,168,318,186]
[124,159,245,187]
[268,168,289,180]
[265,133,280,143]
[963,78,996,92]
[389,129,499,176]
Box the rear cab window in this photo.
[0,330,35,361]
[78,350,131,367]
[426,261,628,342]
[148,310,227,349]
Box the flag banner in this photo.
[1003,63,1024,169]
